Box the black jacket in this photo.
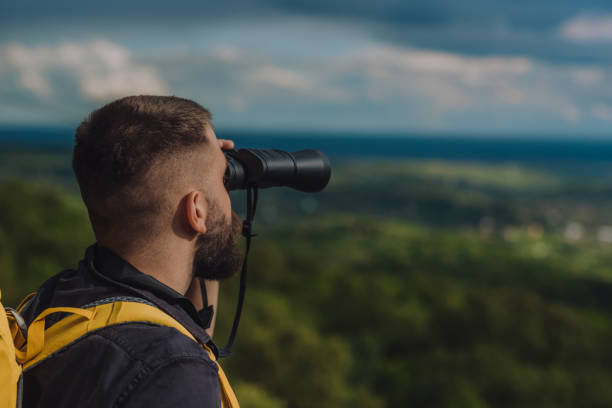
[21,244,223,408]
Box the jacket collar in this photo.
[86,244,217,355]
[92,244,189,304]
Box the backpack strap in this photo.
[1,289,25,408]
[16,293,36,313]
[16,307,94,364]
[20,301,239,408]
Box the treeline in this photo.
[4,178,612,406]
[8,145,612,235]
[0,179,93,305]
[218,217,612,407]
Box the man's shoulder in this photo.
[92,322,218,369]
[24,322,220,408]
[94,324,222,407]
[27,321,219,379]
[21,263,119,323]
[21,247,223,407]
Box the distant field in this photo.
[5,143,612,289]
[7,126,612,406]
[4,174,612,407]
[5,143,612,237]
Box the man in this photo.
[20,95,242,407]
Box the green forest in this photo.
[4,146,612,407]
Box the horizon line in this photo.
[0,125,611,141]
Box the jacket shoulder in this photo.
[24,323,220,408]
[96,322,218,369]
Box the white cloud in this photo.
[243,62,351,102]
[495,85,525,104]
[561,14,612,42]
[1,35,612,132]
[592,104,612,121]
[227,94,247,112]
[80,65,167,101]
[560,103,582,123]
[1,39,169,101]
[247,65,313,92]
[336,45,533,110]
[569,67,605,86]
[211,44,242,63]
[347,46,531,82]
[18,70,53,97]
[326,44,612,127]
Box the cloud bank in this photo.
[1,40,168,101]
[1,6,612,133]
[561,15,612,43]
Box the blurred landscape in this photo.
[4,130,612,407]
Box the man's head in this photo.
[73,95,241,281]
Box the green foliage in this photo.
[233,382,288,408]
[0,179,93,305]
[214,216,612,407]
[221,290,354,408]
[6,155,612,407]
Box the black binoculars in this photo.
[223,149,331,192]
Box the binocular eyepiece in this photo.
[223,148,331,192]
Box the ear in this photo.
[185,190,208,234]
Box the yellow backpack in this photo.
[1,290,239,408]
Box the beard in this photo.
[193,210,243,281]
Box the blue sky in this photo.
[2,1,612,135]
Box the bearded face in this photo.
[193,208,243,281]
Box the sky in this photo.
[1,1,612,135]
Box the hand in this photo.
[218,139,235,150]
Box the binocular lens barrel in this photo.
[224,148,331,192]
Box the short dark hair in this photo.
[73,95,212,239]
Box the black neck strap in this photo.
[219,186,258,358]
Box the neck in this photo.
[103,236,194,295]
